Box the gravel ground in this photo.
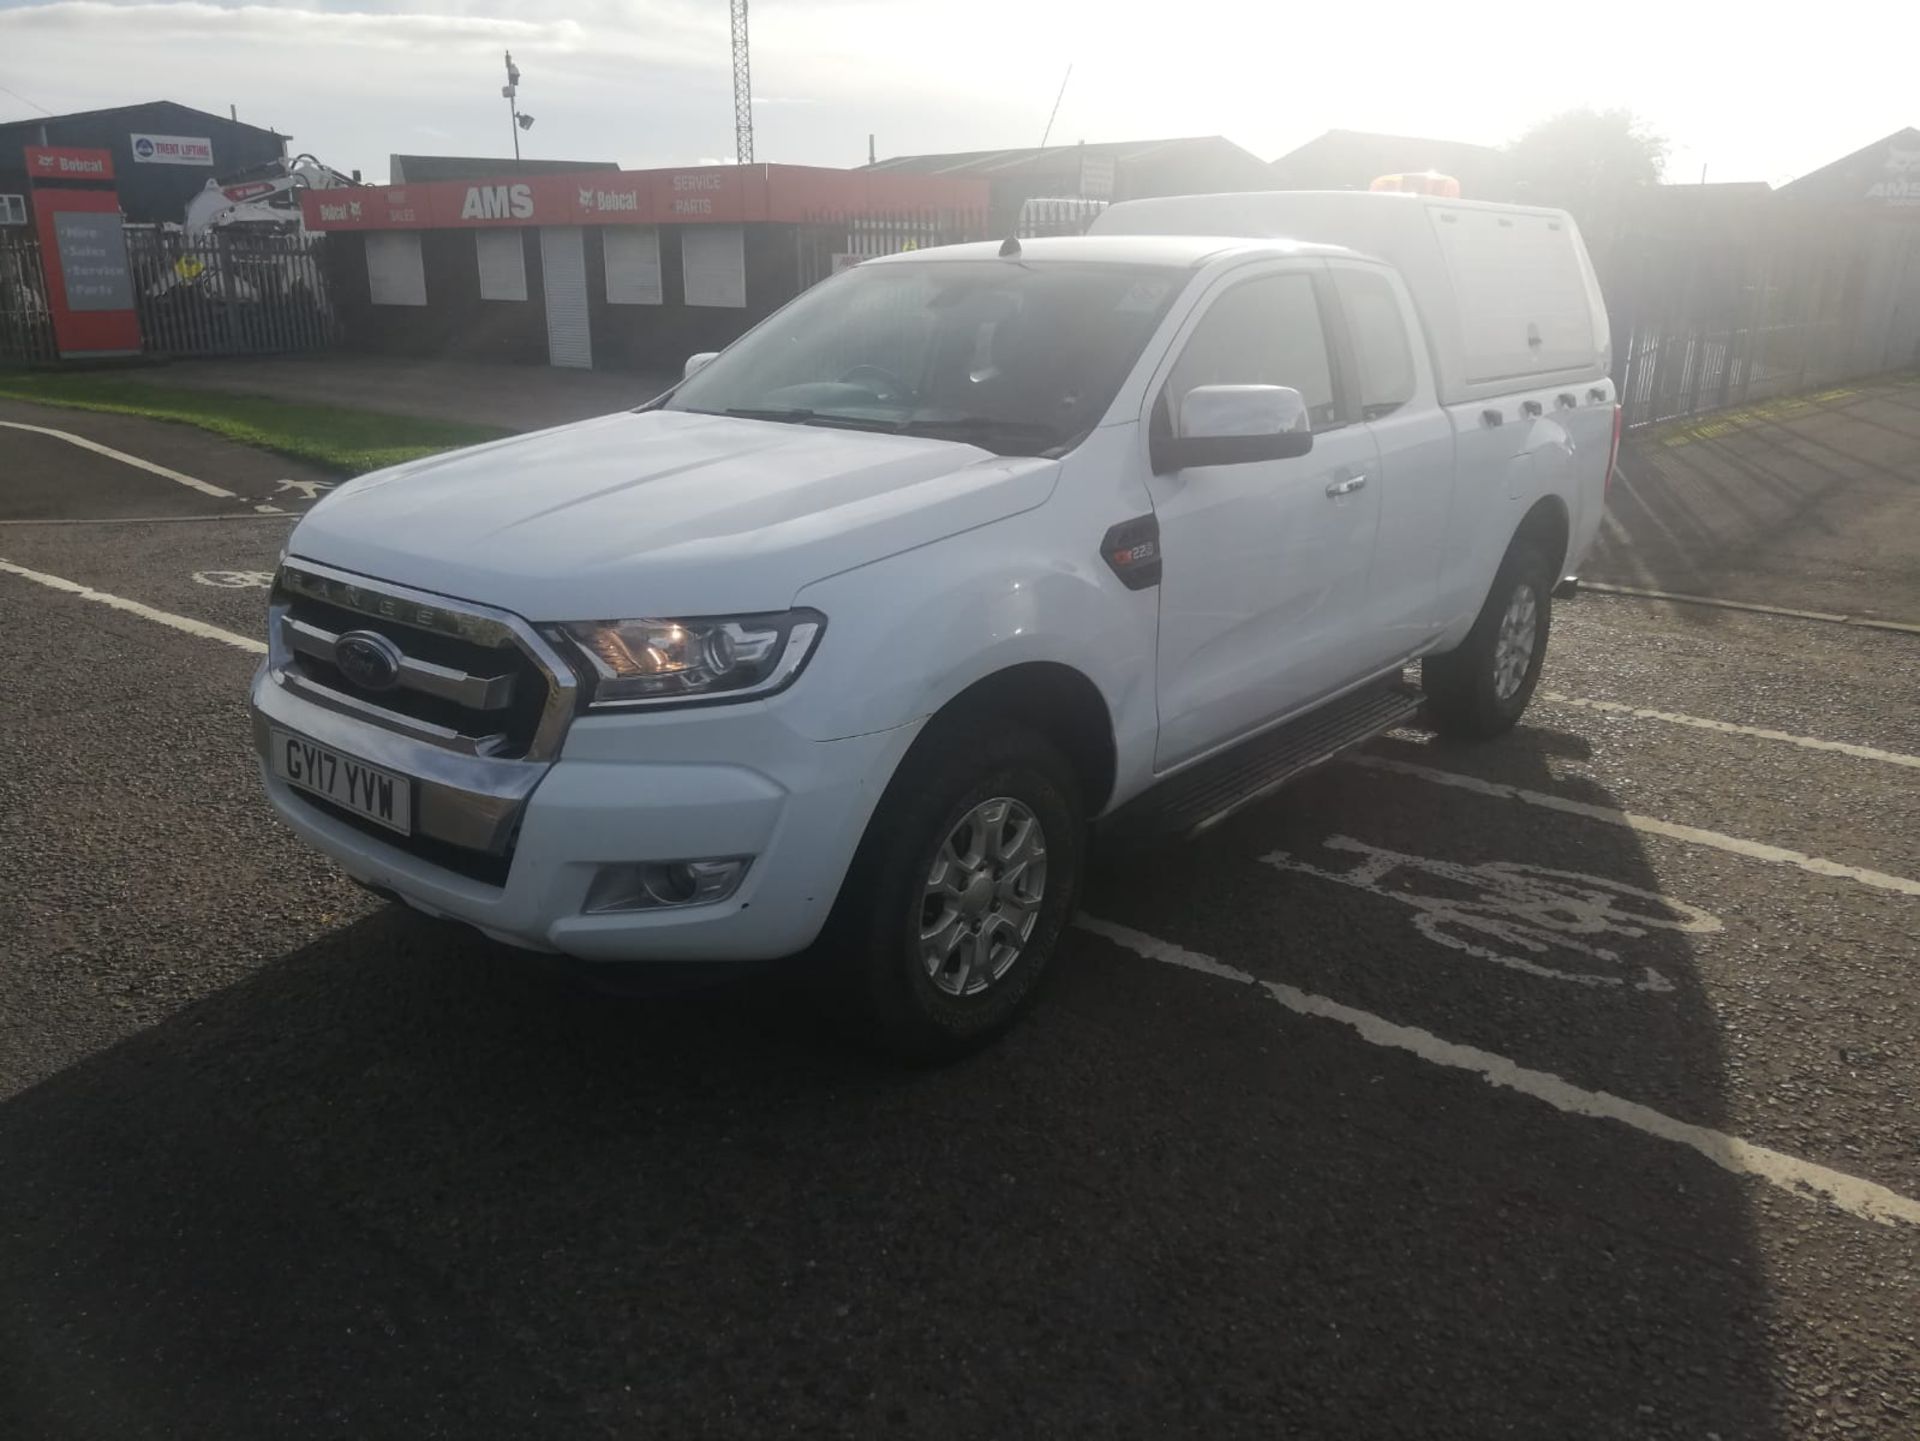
[2,402,1917,1440]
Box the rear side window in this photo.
[1167,272,1340,431]
[1334,267,1416,418]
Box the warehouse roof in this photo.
[1269,129,1512,195]
[0,98,287,142]
[1777,126,1920,208]
[863,135,1267,176]
[389,155,618,183]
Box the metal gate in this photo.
[0,233,55,364]
[123,227,337,358]
[795,207,990,289]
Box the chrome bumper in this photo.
[250,666,547,854]
[252,559,581,856]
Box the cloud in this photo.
[0,0,720,64]
[1,0,1906,190]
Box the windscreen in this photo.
[664,259,1183,456]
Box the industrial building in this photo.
[300,163,989,370]
[1268,130,1515,198]
[0,100,288,228]
[861,136,1274,234]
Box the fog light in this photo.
[585,858,750,914]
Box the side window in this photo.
[1333,267,1416,419]
[1166,272,1339,432]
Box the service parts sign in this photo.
[130,132,215,166]
[51,211,134,310]
[31,183,141,356]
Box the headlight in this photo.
[559,609,825,709]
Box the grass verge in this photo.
[0,371,512,475]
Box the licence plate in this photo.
[270,729,412,835]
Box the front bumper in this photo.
[250,663,918,962]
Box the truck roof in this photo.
[1091,189,1610,405]
[865,234,1361,269]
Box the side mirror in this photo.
[683,351,720,381]
[1156,384,1313,472]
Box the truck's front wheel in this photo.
[828,722,1084,1063]
[1422,542,1554,740]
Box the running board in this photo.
[1101,682,1423,842]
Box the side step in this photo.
[1101,682,1423,843]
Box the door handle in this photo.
[1325,473,1368,497]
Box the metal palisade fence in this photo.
[1602,202,1920,430]
[123,227,337,358]
[1015,196,1109,238]
[0,232,56,364]
[1,227,338,363]
[794,207,990,288]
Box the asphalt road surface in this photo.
[1586,375,1920,621]
[3,399,1918,1439]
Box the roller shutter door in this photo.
[540,225,592,368]
[475,229,528,302]
[365,231,426,307]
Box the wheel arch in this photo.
[915,661,1119,817]
[1511,493,1572,578]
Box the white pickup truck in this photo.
[250,190,1619,1059]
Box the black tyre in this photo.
[825,720,1084,1064]
[1422,542,1555,740]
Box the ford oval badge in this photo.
[335,630,404,692]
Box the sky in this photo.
[0,0,1911,187]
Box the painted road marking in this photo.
[1262,835,1723,993]
[0,559,265,655]
[1076,914,1920,1230]
[0,513,296,528]
[0,420,238,499]
[274,478,336,501]
[1541,692,1920,771]
[1353,755,1920,898]
[1652,385,1861,448]
[193,569,275,589]
[1579,581,1920,636]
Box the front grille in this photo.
[274,565,568,762]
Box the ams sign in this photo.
[460,183,535,221]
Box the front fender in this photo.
[785,495,1159,801]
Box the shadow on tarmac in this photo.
[0,724,1784,1439]
[1587,379,1920,618]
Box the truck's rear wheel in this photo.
[827,721,1083,1063]
[1422,543,1554,740]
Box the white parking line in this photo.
[0,420,238,500]
[1076,914,1920,1230]
[0,559,266,655]
[1541,692,1920,771]
[1579,580,1920,637]
[1353,755,1920,897]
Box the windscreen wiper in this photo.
[722,406,817,423]
[894,416,1063,452]
[722,407,903,433]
